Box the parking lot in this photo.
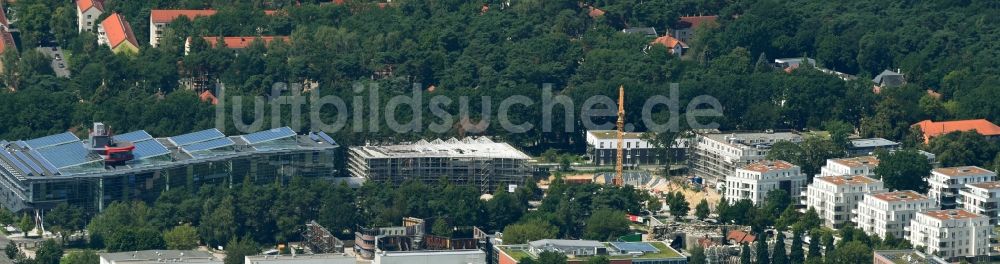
[35,46,70,78]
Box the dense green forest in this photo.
[0,0,997,153]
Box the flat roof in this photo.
[702,131,802,149]
[933,166,995,178]
[587,130,645,140]
[850,138,899,148]
[967,181,1000,190]
[742,160,795,173]
[920,209,983,221]
[829,156,879,168]
[871,190,928,203]
[245,254,355,264]
[100,250,218,263]
[873,250,948,264]
[351,137,530,160]
[816,175,879,186]
[0,127,338,179]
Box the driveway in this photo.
[35,46,70,78]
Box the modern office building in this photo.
[847,138,900,156]
[495,240,687,264]
[818,156,879,177]
[584,130,686,167]
[907,209,991,260]
[375,249,487,264]
[0,123,338,214]
[348,137,531,193]
[854,191,935,240]
[927,166,996,209]
[689,130,802,184]
[100,250,220,264]
[724,160,808,205]
[245,254,355,264]
[804,175,885,228]
[959,181,1000,224]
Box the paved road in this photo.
[35,46,70,78]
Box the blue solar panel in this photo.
[610,242,659,253]
[132,140,170,159]
[24,132,79,149]
[317,131,337,145]
[242,127,296,144]
[182,137,234,153]
[113,130,153,143]
[37,142,96,168]
[13,151,43,175]
[169,129,225,147]
[0,150,34,176]
[28,150,59,174]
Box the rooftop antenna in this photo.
[615,85,625,187]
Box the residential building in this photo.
[672,15,718,43]
[0,123,339,214]
[245,254,355,264]
[100,250,220,264]
[907,209,990,260]
[76,0,104,33]
[689,130,803,185]
[97,13,139,54]
[375,250,487,264]
[773,58,816,70]
[872,69,906,93]
[348,137,532,193]
[913,119,1000,144]
[149,9,217,47]
[928,166,996,209]
[184,36,291,55]
[650,35,688,56]
[584,130,686,167]
[959,181,1000,224]
[804,175,885,228]
[848,138,900,156]
[495,240,687,264]
[854,191,935,240]
[873,250,948,264]
[725,160,808,205]
[0,4,14,73]
[818,156,879,177]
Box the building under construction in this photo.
[347,137,532,193]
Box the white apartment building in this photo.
[584,130,688,167]
[690,131,802,184]
[149,10,217,47]
[907,209,990,260]
[854,191,936,240]
[725,160,807,205]
[959,181,1000,224]
[804,175,885,228]
[928,166,996,209]
[818,156,879,177]
[76,0,104,33]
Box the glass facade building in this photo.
[0,125,338,213]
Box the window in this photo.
[87,15,92,19]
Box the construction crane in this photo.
[614,85,625,186]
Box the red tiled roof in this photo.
[199,90,219,105]
[77,0,105,13]
[0,4,9,27]
[727,230,756,244]
[914,119,1000,143]
[202,36,289,49]
[651,35,687,49]
[588,6,605,18]
[0,31,15,54]
[678,15,718,29]
[150,10,218,23]
[101,13,138,50]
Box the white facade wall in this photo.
[804,175,884,228]
[908,210,990,259]
[77,6,102,33]
[725,163,807,205]
[373,250,487,264]
[854,191,936,240]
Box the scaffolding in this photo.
[302,221,344,254]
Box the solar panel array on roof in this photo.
[609,242,659,253]
[0,150,33,176]
[182,137,234,153]
[242,127,295,145]
[13,151,43,175]
[113,130,153,143]
[24,132,79,149]
[28,150,59,174]
[132,140,170,159]
[37,142,96,168]
[317,131,337,145]
[169,128,224,147]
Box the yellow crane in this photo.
[614,85,625,186]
